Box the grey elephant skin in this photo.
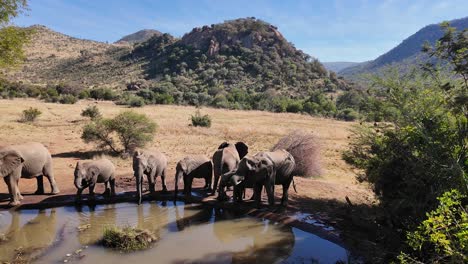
[74,158,116,198]
[219,149,295,207]
[174,155,213,200]
[212,141,248,195]
[0,142,59,206]
[133,149,168,204]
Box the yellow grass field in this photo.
[0,99,375,207]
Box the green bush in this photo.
[90,87,118,101]
[81,105,102,120]
[286,100,303,113]
[82,111,157,154]
[58,94,78,104]
[102,226,157,252]
[21,107,41,122]
[191,109,211,127]
[127,96,145,107]
[398,190,467,263]
[336,108,360,121]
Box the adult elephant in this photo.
[133,149,168,204]
[0,142,59,206]
[218,149,295,207]
[212,141,248,195]
[174,155,213,200]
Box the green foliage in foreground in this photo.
[81,111,156,154]
[0,0,31,69]
[191,109,211,127]
[398,190,467,263]
[20,107,41,122]
[102,226,157,252]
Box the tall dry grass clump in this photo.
[271,130,322,177]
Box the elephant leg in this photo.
[161,169,168,193]
[212,173,220,195]
[89,184,96,197]
[253,184,263,208]
[110,178,116,196]
[43,164,59,194]
[147,172,156,194]
[7,175,21,206]
[265,182,275,206]
[34,176,45,194]
[281,179,292,206]
[77,188,83,197]
[102,181,110,196]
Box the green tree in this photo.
[0,0,31,68]
[82,111,156,154]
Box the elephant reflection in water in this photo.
[0,209,57,262]
[212,213,295,263]
[135,202,169,239]
[76,204,117,245]
[174,205,216,231]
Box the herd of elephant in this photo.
[0,141,297,207]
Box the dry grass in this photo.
[272,130,322,177]
[0,98,375,205]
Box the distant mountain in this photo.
[5,18,351,100]
[115,29,163,44]
[322,61,360,72]
[341,17,468,77]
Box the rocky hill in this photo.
[340,17,468,77]
[115,29,163,44]
[4,18,351,103]
[322,61,360,72]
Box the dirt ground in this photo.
[0,98,388,261]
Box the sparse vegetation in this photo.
[20,107,41,122]
[81,105,101,120]
[271,130,322,177]
[81,111,157,154]
[102,226,157,252]
[191,109,211,127]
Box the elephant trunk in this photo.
[74,176,83,190]
[136,168,143,205]
[174,168,183,201]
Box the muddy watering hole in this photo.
[0,202,350,263]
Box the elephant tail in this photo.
[292,178,297,193]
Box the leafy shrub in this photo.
[271,130,322,177]
[82,111,156,154]
[21,107,42,122]
[343,69,467,228]
[336,108,360,121]
[398,190,467,263]
[191,109,211,127]
[286,100,303,113]
[58,94,78,104]
[102,226,157,252]
[81,105,102,120]
[127,96,145,107]
[90,87,118,101]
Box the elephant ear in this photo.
[217,142,230,149]
[0,151,24,178]
[235,142,248,159]
[86,166,99,181]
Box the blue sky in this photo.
[12,0,468,62]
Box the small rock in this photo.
[63,260,68,263]
[66,253,71,257]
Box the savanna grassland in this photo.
[0,98,374,207]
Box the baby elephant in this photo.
[74,158,116,198]
[174,155,213,200]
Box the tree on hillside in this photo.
[0,0,31,68]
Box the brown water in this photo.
[0,202,350,263]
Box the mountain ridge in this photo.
[340,16,468,77]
